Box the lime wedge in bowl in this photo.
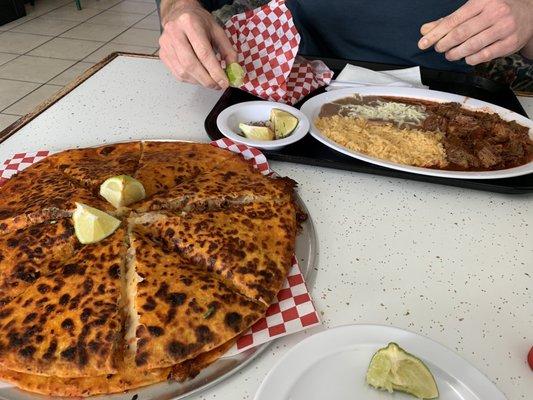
[366,342,439,399]
[99,175,145,208]
[73,202,121,244]
[239,123,275,140]
[270,108,298,138]
[225,62,245,87]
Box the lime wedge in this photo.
[366,343,439,399]
[270,108,298,138]
[239,123,274,141]
[73,202,121,244]
[225,62,245,87]
[99,175,146,208]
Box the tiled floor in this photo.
[0,0,160,130]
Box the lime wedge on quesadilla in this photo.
[100,175,146,208]
[72,202,120,244]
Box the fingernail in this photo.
[218,79,228,89]
[419,38,428,49]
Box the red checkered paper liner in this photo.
[210,137,270,175]
[222,257,319,356]
[0,140,320,356]
[224,0,333,105]
[0,150,49,186]
[211,138,320,355]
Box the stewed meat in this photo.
[417,101,532,171]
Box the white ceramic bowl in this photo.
[216,101,309,150]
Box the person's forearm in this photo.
[160,0,198,25]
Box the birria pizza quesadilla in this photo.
[0,141,301,397]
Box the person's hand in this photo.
[418,0,533,65]
[159,0,237,89]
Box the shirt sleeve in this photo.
[198,0,234,11]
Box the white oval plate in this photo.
[254,324,506,400]
[300,87,533,179]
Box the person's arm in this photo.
[417,0,533,65]
[158,0,237,89]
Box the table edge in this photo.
[0,52,159,145]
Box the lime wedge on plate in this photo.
[99,175,145,208]
[239,123,275,140]
[366,342,439,399]
[270,108,298,138]
[73,202,121,244]
[225,62,245,87]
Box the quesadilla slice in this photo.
[134,152,296,213]
[0,158,113,234]
[0,228,126,378]
[170,337,235,382]
[51,142,141,191]
[0,219,79,305]
[0,360,171,397]
[134,200,297,305]
[0,339,236,397]
[126,228,265,371]
[134,142,234,197]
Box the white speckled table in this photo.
[0,56,531,400]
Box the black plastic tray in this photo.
[205,57,532,194]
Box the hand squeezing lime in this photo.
[225,62,245,87]
[366,343,439,399]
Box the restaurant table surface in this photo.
[0,56,531,400]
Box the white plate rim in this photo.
[299,86,533,180]
[254,324,507,400]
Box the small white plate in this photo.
[254,324,506,400]
[300,87,533,179]
[216,101,310,151]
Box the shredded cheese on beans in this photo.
[334,100,427,126]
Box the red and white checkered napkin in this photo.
[211,138,320,355]
[225,0,333,105]
[0,150,49,186]
[224,257,319,356]
[0,141,320,356]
